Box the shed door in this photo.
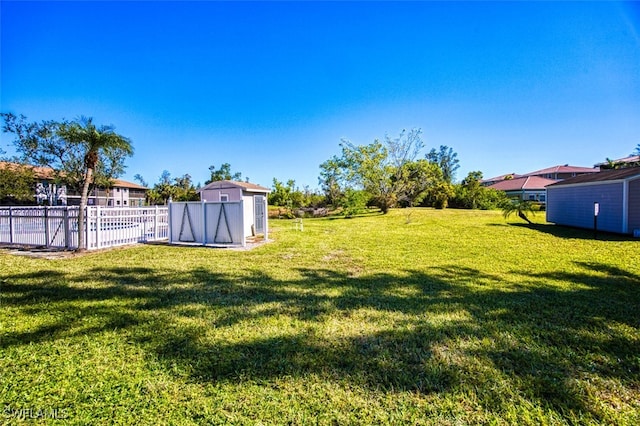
[254,195,266,234]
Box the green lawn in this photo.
[1,208,639,424]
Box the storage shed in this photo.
[546,168,640,235]
[198,180,270,237]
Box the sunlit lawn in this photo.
[1,208,639,424]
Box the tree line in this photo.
[3,113,639,224]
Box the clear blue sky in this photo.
[2,1,639,189]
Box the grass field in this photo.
[1,208,639,424]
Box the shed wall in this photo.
[242,194,254,236]
[547,183,624,233]
[200,188,243,202]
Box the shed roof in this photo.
[199,180,271,193]
[547,167,640,187]
[488,176,557,191]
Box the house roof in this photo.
[488,176,557,191]
[524,164,600,176]
[594,155,640,168]
[199,180,271,193]
[0,161,147,190]
[481,173,522,183]
[547,166,640,187]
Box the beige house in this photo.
[0,161,147,206]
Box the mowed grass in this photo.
[1,208,639,424]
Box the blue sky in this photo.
[2,1,639,189]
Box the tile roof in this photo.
[547,166,640,186]
[524,165,599,176]
[199,180,271,192]
[594,155,640,167]
[481,173,522,183]
[488,176,557,191]
[0,161,147,189]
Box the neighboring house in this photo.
[484,165,600,203]
[487,176,557,203]
[523,164,600,180]
[480,173,521,187]
[198,180,271,236]
[594,155,640,169]
[546,167,640,235]
[0,161,148,206]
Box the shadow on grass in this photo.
[507,222,638,241]
[2,261,639,420]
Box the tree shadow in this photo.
[508,223,637,241]
[2,261,639,421]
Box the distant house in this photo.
[594,155,640,169]
[198,180,270,237]
[480,173,522,187]
[523,164,600,180]
[546,167,640,235]
[487,176,557,203]
[0,161,148,206]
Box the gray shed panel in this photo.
[629,178,640,233]
[547,182,624,233]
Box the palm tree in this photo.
[502,198,536,224]
[58,117,133,251]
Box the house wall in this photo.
[628,178,640,234]
[547,182,625,234]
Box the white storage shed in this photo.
[198,180,270,237]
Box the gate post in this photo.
[63,207,70,249]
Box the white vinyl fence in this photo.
[0,206,168,250]
[169,201,246,247]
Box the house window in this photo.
[220,193,229,202]
[124,200,127,206]
[116,188,120,192]
[540,195,546,202]
[528,195,536,200]
[116,200,121,206]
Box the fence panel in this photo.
[0,206,168,250]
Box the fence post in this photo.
[95,205,101,249]
[153,205,158,241]
[168,201,173,244]
[202,200,207,245]
[44,206,50,248]
[9,206,14,244]
[85,206,90,250]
